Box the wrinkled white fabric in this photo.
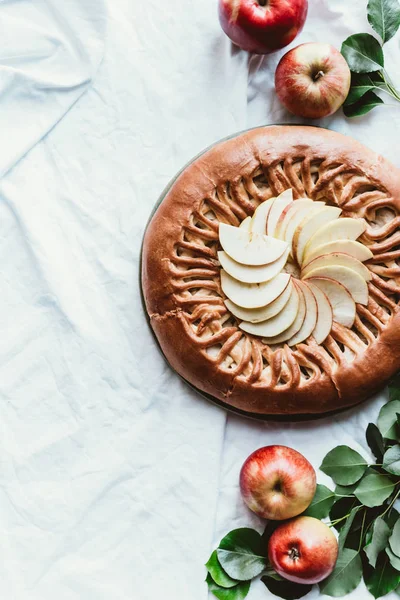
[0,1,398,599]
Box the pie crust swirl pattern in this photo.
[142,126,400,417]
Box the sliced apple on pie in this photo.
[307,282,333,344]
[240,281,302,338]
[293,206,342,265]
[303,239,373,266]
[301,252,372,282]
[218,246,290,284]
[303,218,366,261]
[219,223,288,266]
[224,280,294,323]
[220,270,291,309]
[305,276,356,328]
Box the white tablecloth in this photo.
[0,1,398,598]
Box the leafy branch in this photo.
[205,379,400,599]
[341,0,400,117]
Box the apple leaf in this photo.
[364,552,400,598]
[330,497,361,531]
[217,529,267,581]
[389,379,400,401]
[343,91,384,117]
[341,33,384,73]
[378,400,400,439]
[319,548,363,597]
[206,574,250,600]
[383,445,400,475]
[389,517,400,556]
[261,576,312,599]
[206,551,239,588]
[335,482,359,496]
[364,517,391,567]
[368,0,400,43]
[303,484,336,519]
[387,546,400,570]
[345,73,385,106]
[354,474,395,507]
[320,445,368,485]
[366,422,386,462]
[339,506,363,550]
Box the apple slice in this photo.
[219,223,288,266]
[281,202,326,254]
[240,283,300,337]
[221,270,291,309]
[275,199,317,239]
[259,282,307,343]
[286,281,318,346]
[218,246,290,284]
[303,239,373,266]
[301,253,372,282]
[307,282,333,344]
[306,277,356,328]
[266,189,293,237]
[304,218,366,260]
[250,198,275,234]
[224,280,293,323]
[293,206,342,265]
[239,216,252,231]
[303,265,368,305]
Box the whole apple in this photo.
[275,42,351,118]
[218,0,308,54]
[239,445,316,520]
[268,516,338,584]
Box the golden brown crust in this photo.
[142,126,400,417]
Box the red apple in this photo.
[268,516,338,584]
[218,0,308,55]
[275,42,351,118]
[239,445,316,520]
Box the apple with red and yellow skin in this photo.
[218,0,308,55]
[268,516,338,584]
[239,445,316,520]
[275,42,351,118]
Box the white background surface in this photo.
[0,0,399,599]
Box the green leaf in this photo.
[330,497,361,531]
[366,422,386,462]
[354,474,395,507]
[389,518,400,556]
[341,33,384,73]
[335,482,359,496]
[261,520,282,545]
[368,0,400,43]
[217,529,266,581]
[343,91,384,117]
[206,574,250,600]
[389,379,400,401]
[261,576,312,599]
[384,507,400,529]
[365,552,400,598]
[387,546,400,570]
[383,445,400,475]
[378,400,400,439]
[303,484,337,519]
[319,548,362,597]
[364,517,391,567]
[339,506,363,550]
[206,551,239,588]
[344,72,386,106]
[320,446,368,486]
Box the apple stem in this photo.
[288,547,300,561]
[258,0,268,6]
[313,70,325,82]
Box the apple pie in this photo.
[141,126,400,417]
